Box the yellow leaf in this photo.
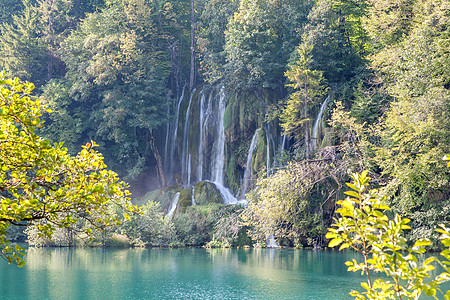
[328,238,343,248]
[344,190,360,199]
[339,243,349,250]
[342,200,355,211]
[413,239,431,248]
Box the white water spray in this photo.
[197,89,205,181]
[163,93,171,171]
[266,130,270,178]
[167,192,180,218]
[212,87,226,184]
[187,154,192,187]
[181,88,196,185]
[168,86,186,180]
[241,128,260,199]
[266,233,279,248]
[209,87,239,204]
[311,96,329,153]
[191,186,196,206]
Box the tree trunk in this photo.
[189,0,195,90]
[149,131,166,188]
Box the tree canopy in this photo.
[280,43,328,156]
[0,72,137,266]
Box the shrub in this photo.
[326,171,450,299]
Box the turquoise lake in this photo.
[0,247,447,299]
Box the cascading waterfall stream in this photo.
[265,124,275,178]
[200,90,214,181]
[197,89,205,182]
[163,93,171,172]
[187,154,192,187]
[210,87,239,204]
[191,186,196,206]
[266,233,279,248]
[167,86,186,182]
[281,135,286,151]
[167,192,180,218]
[310,96,329,153]
[266,133,270,178]
[212,87,226,184]
[181,88,196,186]
[165,85,279,206]
[241,128,260,199]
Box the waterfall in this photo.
[266,234,279,248]
[203,91,214,179]
[264,123,276,178]
[212,87,226,184]
[266,132,270,178]
[209,87,239,205]
[265,124,275,178]
[197,89,205,182]
[214,182,239,205]
[311,96,329,153]
[167,192,180,218]
[164,85,247,205]
[168,86,186,181]
[191,186,196,206]
[281,135,286,151]
[241,128,260,199]
[181,88,196,186]
[187,154,192,187]
[163,93,171,173]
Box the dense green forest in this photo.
[0,0,449,250]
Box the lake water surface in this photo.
[0,247,446,299]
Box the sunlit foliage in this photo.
[0,73,138,266]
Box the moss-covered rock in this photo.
[226,154,241,193]
[253,128,267,177]
[178,188,193,213]
[322,127,334,148]
[193,181,223,205]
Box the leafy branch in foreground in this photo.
[326,171,450,299]
[0,72,139,266]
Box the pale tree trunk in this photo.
[189,0,195,90]
[149,131,166,188]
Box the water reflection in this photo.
[0,247,447,299]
